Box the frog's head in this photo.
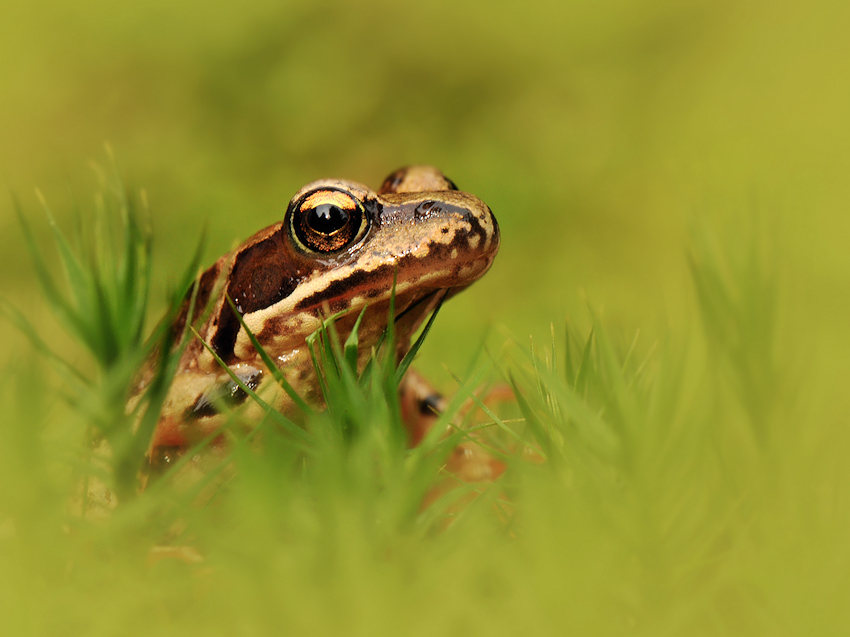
[142,167,499,468]
[196,166,500,364]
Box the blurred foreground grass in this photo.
[1,186,846,635]
[2,0,850,634]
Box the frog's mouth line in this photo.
[395,288,450,324]
[392,278,476,326]
[392,288,451,333]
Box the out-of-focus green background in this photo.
[4,0,848,386]
[3,2,850,634]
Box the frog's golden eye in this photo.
[290,189,369,253]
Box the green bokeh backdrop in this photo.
[3,2,850,634]
[5,0,848,386]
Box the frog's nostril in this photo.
[414,200,440,222]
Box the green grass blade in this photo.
[35,189,96,325]
[13,195,94,347]
[564,323,575,385]
[344,305,368,374]
[192,327,311,445]
[0,299,90,389]
[395,295,444,386]
[225,294,313,415]
[574,326,594,393]
[508,372,552,463]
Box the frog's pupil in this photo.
[308,204,349,235]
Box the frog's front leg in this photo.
[398,369,506,483]
[398,368,447,447]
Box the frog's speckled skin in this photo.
[137,166,500,475]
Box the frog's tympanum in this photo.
[136,166,500,483]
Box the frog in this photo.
[137,165,502,483]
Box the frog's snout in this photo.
[453,198,499,260]
[481,205,500,253]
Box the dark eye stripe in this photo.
[210,230,301,363]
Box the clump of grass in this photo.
[2,160,498,544]
[2,156,203,503]
[496,224,814,634]
[183,287,488,544]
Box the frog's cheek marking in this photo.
[207,229,304,363]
